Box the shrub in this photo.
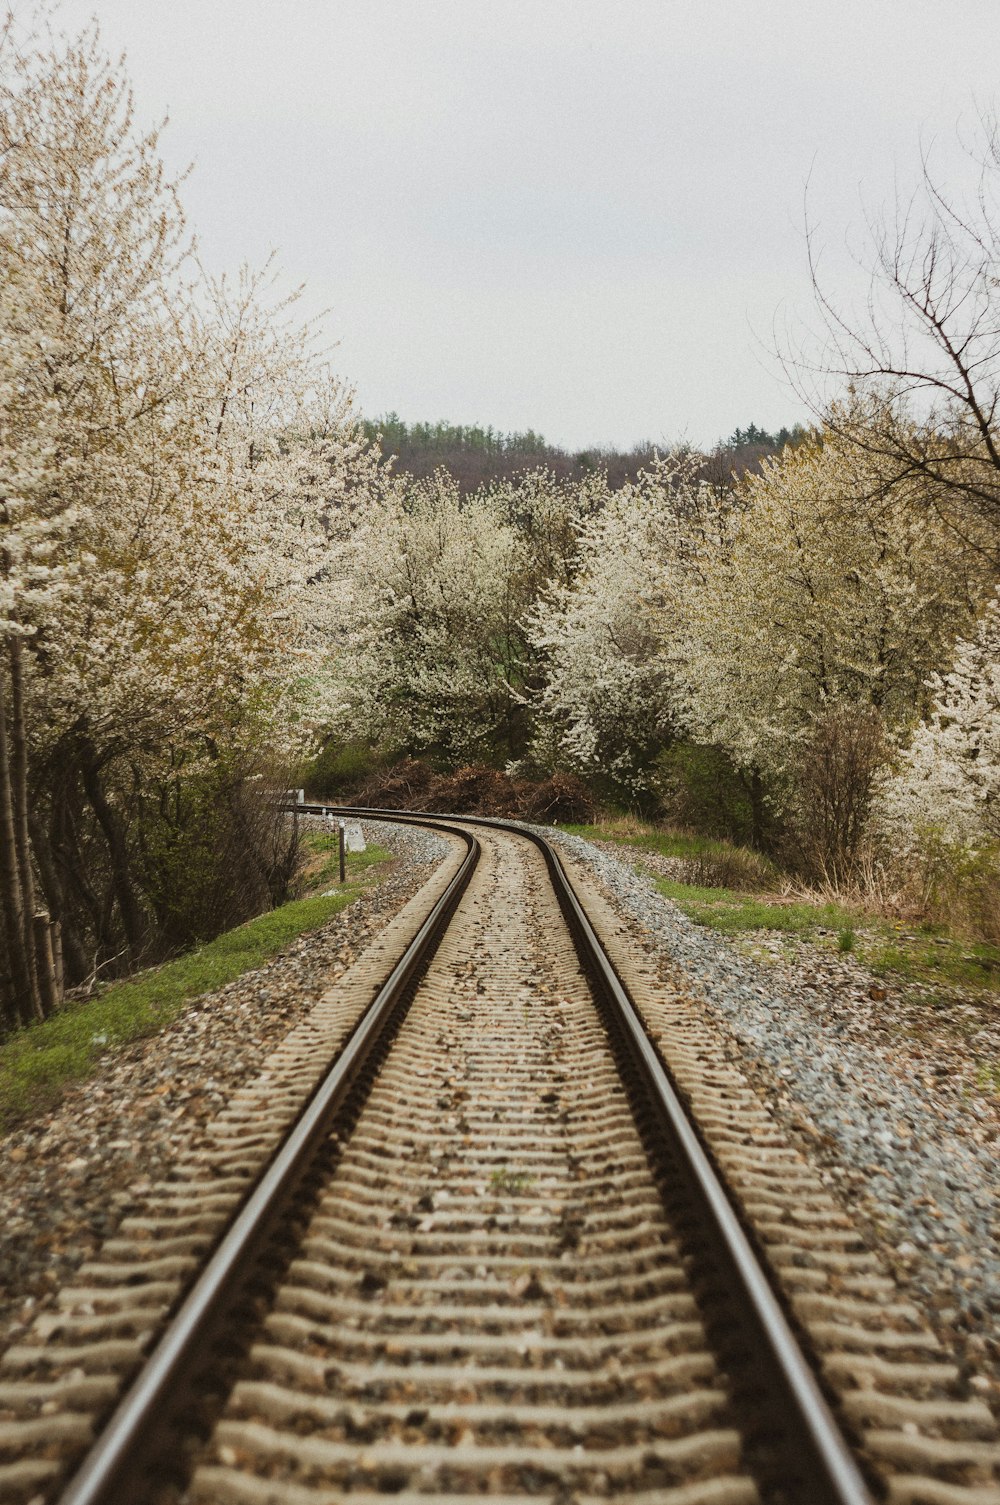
[352,758,516,815]
[677,843,779,892]
[428,766,521,817]
[897,833,1000,945]
[137,761,298,949]
[787,706,889,887]
[304,739,384,798]
[518,772,596,825]
[348,756,596,824]
[353,757,445,810]
[652,743,758,845]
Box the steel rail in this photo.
[315,803,876,1505]
[57,819,480,1505]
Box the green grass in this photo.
[489,1169,535,1194]
[562,817,778,891]
[0,840,392,1133]
[653,877,864,935]
[564,821,742,862]
[299,831,390,890]
[866,937,1000,990]
[977,1062,1000,1094]
[566,819,1000,995]
[654,875,1000,989]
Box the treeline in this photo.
[326,122,1000,937]
[360,413,810,494]
[322,411,999,933]
[0,19,377,1032]
[7,9,1000,1037]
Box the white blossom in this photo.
[681,418,992,801]
[333,470,531,762]
[881,592,1000,852]
[528,456,715,792]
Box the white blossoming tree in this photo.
[335,470,532,763]
[0,258,65,1023]
[883,594,1000,853]
[681,418,993,861]
[0,18,376,1027]
[528,457,715,797]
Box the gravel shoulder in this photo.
[0,819,447,1365]
[4,812,997,1425]
[546,826,1000,1404]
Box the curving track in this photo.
[1,812,997,1504]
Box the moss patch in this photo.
[977,1062,1000,1094]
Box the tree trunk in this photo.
[29,805,88,986]
[55,792,104,941]
[80,741,146,961]
[748,766,766,852]
[33,911,61,1014]
[0,652,39,1024]
[9,635,44,1013]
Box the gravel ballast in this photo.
[548,827,1000,1396]
[2,812,997,1417]
[0,820,447,1365]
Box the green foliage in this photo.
[303,739,383,798]
[0,844,391,1132]
[358,412,672,494]
[838,926,856,952]
[360,413,808,498]
[488,1168,535,1193]
[359,414,563,493]
[651,743,757,844]
[362,413,552,458]
[898,832,1000,947]
[724,422,810,451]
[138,760,290,946]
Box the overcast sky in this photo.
[58,0,1000,450]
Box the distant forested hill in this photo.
[359,413,809,492]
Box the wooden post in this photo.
[338,821,346,884]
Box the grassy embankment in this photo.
[564,818,1000,996]
[0,833,392,1132]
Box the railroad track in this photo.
[1,811,997,1504]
